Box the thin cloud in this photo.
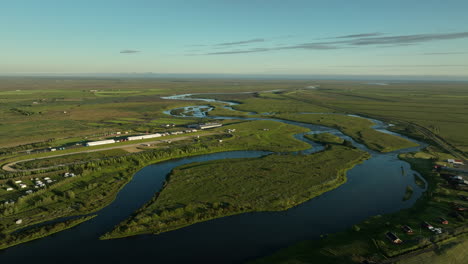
[120,49,140,54]
[334,32,384,39]
[193,31,468,55]
[348,32,468,46]
[205,48,271,55]
[278,43,341,50]
[215,38,265,46]
[203,44,339,55]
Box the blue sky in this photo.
[2,0,468,77]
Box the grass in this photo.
[305,132,344,145]
[0,77,312,148]
[102,145,369,238]
[395,235,468,264]
[0,120,311,244]
[276,113,418,152]
[11,149,128,170]
[209,120,311,152]
[403,185,414,201]
[0,215,96,250]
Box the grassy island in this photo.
[102,145,370,239]
[305,132,344,145]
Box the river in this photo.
[0,94,427,263]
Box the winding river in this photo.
[0,94,427,264]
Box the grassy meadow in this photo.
[0,77,313,148]
[305,132,344,145]
[276,113,418,152]
[102,145,369,238]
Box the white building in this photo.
[127,133,162,141]
[188,123,222,130]
[85,139,116,146]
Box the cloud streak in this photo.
[193,31,468,55]
[120,49,140,54]
[334,32,383,39]
[215,38,265,46]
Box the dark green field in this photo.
[103,145,369,238]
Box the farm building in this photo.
[447,159,465,165]
[385,232,403,244]
[85,139,116,147]
[188,123,222,130]
[127,133,162,141]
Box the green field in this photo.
[0,77,467,260]
[11,149,128,170]
[102,145,369,238]
[305,132,344,145]
[0,120,310,239]
[276,113,418,152]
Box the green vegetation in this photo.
[279,84,468,155]
[0,120,309,245]
[1,78,467,261]
[403,185,414,201]
[0,77,313,148]
[209,120,310,152]
[276,113,418,152]
[12,149,128,170]
[305,132,344,145]
[233,95,332,114]
[0,215,96,250]
[251,148,468,264]
[395,235,468,264]
[414,173,426,189]
[102,145,369,238]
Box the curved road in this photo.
[2,133,217,172]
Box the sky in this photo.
[2,0,468,77]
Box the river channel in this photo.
[0,94,427,263]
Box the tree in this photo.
[65,190,75,199]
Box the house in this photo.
[422,221,434,230]
[402,225,414,234]
[6,187,13,191]
[447,159,464,165]
[439,217,449,225]
[385,232,403,244]
[14,180,22,184]
[15,219,23,225]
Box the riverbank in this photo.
[0,215,96,250]
[250,148,467,263]
[102,145,370,239]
